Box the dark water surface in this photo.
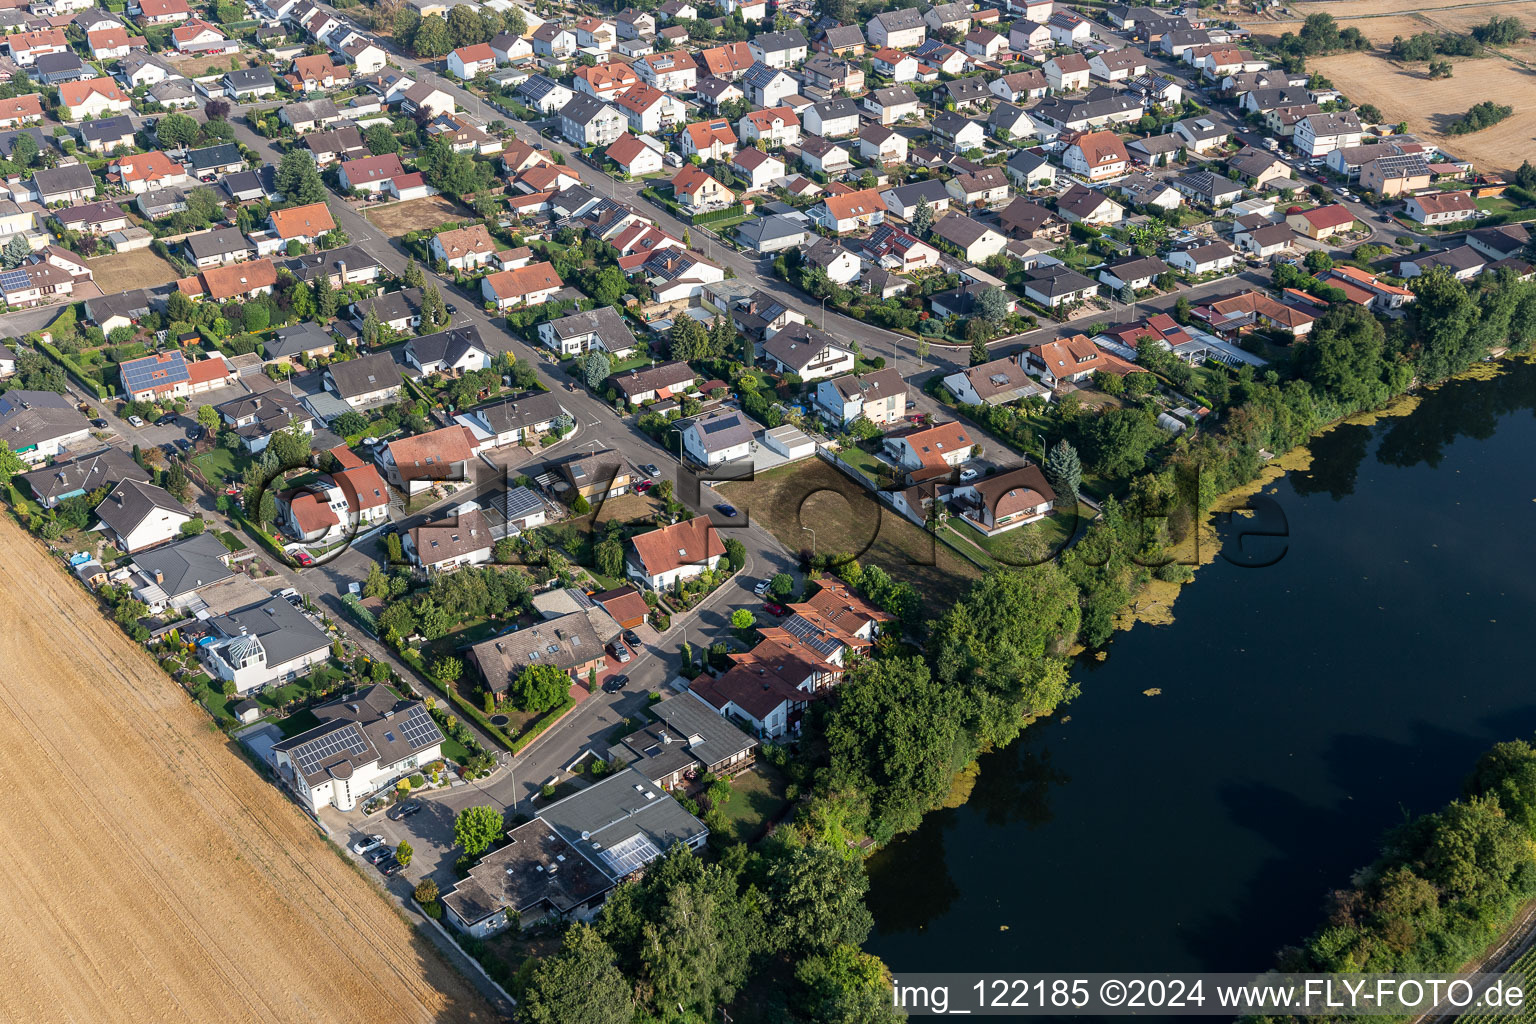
[865,361,1536,974]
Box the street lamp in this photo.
[801,526,815,558]
[820,295,828,329]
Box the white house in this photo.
[628,516,724,590]
[94,479,191,553]
[273,686,442,812]
[680,408,755,466]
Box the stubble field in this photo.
[0,515,493,1024]
[1236,0,1536,171]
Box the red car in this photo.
[635,479,653,493]
[763,602,786,616]
[295,551,315,567]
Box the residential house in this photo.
[223,67,276,100]
[942,357,1049,407]
[1045,53,1091,92]
[1228,146,1294,189]
[1022,264,1100,308]
[799,135,851,176]
[671,165,734,213]
[1098,254,1170,292]
[763,323,855,381]
[730,147,783,193]
[862,224,940,272]
[1359,152,1432,197]
[1061,129,1128,181]
[803,97,860,139]
[536,306,636,358]
[324,351,403,407]
[953,464,1056,535]
[269,202,336,247]
[880,178,950,221]
[214,387,312,452]
[627,515,725,590]
[380,424,476,495]
[338,153,404,193]
[739,105,801,148]
[0,390,89,464]
[406,508,493,573]
[930,111,984,151]
[272,686,441,812]
[20,447,146,510]
[947,168,1010,208]
[635,49,697,92]
[480,261,564,310]
[1026,333,1115,385]
[95,478,191,553]
[59,77,132,119]
[175,259,279,303]
[611,361,697,406]
[680,117,738,160]
[1205,289,1315,337]
[1055,183,1123,225]
[1006,150,1057,191]
[815,24,866,56]
[870,46,918,82]
[406,326,491,375]
[804,236,861,285]
[1091,48,1148,82]
[183,226,255,268]
[884,420,973,474]
[859,123,908,166]
[803,54,863,94]
[815,367,907,426]
[1294,110,1362,158]
[992,68,1049,104]
[809,188,887,234]
[999,197,1064,240]
[1173,169,1244,207]
[1404,190,1476,226]
[749,28,807,68]
[429,223,495,270]
[462,391,568,452]
[866,7,925,49]
[1167,240,1237,275]
[931,214,1007,262]
[558,94,625,147]
[679,408,755,466]
[1285,204,1355,240]
[1172,115,1230,153]
[1233,222,1294,259]
[863,84,921,126]
[201,597,330,697]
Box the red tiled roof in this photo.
[630,515,724,576]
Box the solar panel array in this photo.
[0,268,29,293]
[399,705,441,750]
[121,351,188,394]
[291,723,371,778]
[598,832,661,878]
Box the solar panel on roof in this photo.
[291,723,370,778]
[598,832,662,877]
[0,268,29,292]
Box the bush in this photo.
[540,783,556,798]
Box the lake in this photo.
[865,360,1536,974]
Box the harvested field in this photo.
[0,515,493,1024]
[87,248,184,293]
[367,195,473,235]
[1310,50,1536,172]
[719,457,981,605]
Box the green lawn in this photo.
[275,708,320,737]
[192,447,251,487]
[717,762,790,844]
[835,444,888,486]
[960,501,1094,565]
[1476,196,1520,214]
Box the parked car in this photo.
[351,834,385,854]
[160,443,177,460]
[390,801,423,820]
[378,857,402,876]
[295,551,315,567]
[959,467,979,482]
[623,629,641,648]
[156,414,177,426]
[445,303,457,315]
[753,579,770,596]
[603,674,630,692]
[127,415,145,427]
[639,463,660,477]
[634,479,653,493]
[714,502,738,518]
[763,602,786,616]
[611,641,631,663]
[91,418,108,429]
[365,846,393,864]
[186,426,202,440]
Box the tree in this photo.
[1295,301,1391,409]
[1117,283,1135,304]
[511,662,569,712]
[403,258,425,289]
[10,131,37,168]
[395,840,413,867]
[969,334,988,365]
[412,12,451,55]
[762,833,875,956]
[164,462,190,502]
[723,536,747,572]
[770,572,794,598]
[582,351,611,389]
[276,148,326,205]
[365,123,401,155]
[911,196,934,236]
[362,306,382,347]
[2,234,29,268]
[413,878,439,905]
[453,805,503,856]
[595,535,624,578]
[432,655,464,684]
[362,562,389,598]
[446,3,484,47]
[1304,249,1334,273]
[204,99,230,121]
[0,440,24,488]
[521,924,634,1024]
[730,608,756,636]
[196,403,220,433]
[975,286,1009,327]
[1173,295,1192,324]
[1045,438,1082,506]
[155,112,200,148]
[314,272,338,318]
[166,290,195,322]
[257,489,277,526]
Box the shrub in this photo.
[541,783,557,798]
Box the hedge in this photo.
[340,593,378,636]
[689,202,749,226]
[36,340,110,400]
[509,694,577,753]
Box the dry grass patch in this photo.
[1311,51,1536,172]
[86,249,184,293]
[366,195,473,235]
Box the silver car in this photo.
[351,834,385,855]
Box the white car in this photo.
[128,415,145,427]
[351,834,385,855]
[753,579,770,596]
[959,467,979,482]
